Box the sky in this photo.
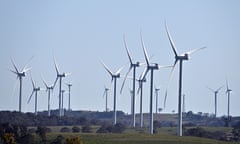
[0,0,239,117]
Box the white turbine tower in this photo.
[66,82,72,111]
[42,77,54,117]
[155,87,160,114]
[102,86,110,112]
[53,57,70,118]
[136,76,146,128]
[140,33,171,134]
[207,86,223,117]
[164,22,206,136]
[226,80,232,125]
[101,61,123,125]
[120,35,141,128]
[61,90,65,116]
[10,58,31,112]
[27,75,41,116]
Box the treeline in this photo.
[0,110,125,126]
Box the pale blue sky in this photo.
[0,0,239,117]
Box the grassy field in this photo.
[29,126,240,144]
[43,133,240,144]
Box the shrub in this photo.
[66,136,83,144]
[60,127,71,133]
[51,135,65,144]
[81,125,92,133]
[72,126,80,133]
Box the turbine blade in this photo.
[27,91,34,104]
[165,21,178,57]
[140,32,150,66]
[53,77,58,88]
[116,65,124,75]
[124,35,133,65]
[186,47,206,55]
[120,67,132,94]
[30,74,35,88]
[158,65,173,69]
[102,90,106,98]
[164,59,177,108]
[216,85,224,92]
[65,73,71,76]
[206,86,215,93]
[11,58,19,73]
[41,76,48,88]
[9,69,18,75]
[140,67,149,81]
[53,56,60,75]
[23,67,31,73]
[22,56,34,72]
[101,61,114,76]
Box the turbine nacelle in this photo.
[176,54,189,61]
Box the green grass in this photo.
[30,126,240,144]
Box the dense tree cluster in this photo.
[96,123,126,133]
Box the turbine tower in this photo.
[155,87,160,114]
[42,77,54,117]
[136,77,146,128]
[164,22,206,136]
[140,33,171,134]
[120,35,140,128]
[101,61,123,125]
[66,82,72,111]
[182,94,186,113]
[207,86,223,117]
[53,57,70,118]
[10,58,31,112]
[226,80,232,124]
[61,90,65,116]
[27,76,41,116]
[103,86,110,112]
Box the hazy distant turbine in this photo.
[42,77,54,117]
[207,86,223,117]
[27,75,41,116]
[66,82,72,111]
[226,80,232,124]
[102,86,110,112]
[53,57,70,117]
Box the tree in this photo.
[36,126,47,143]
[81,125,92,133]
[60,127,71,133]
[72,126,80,133]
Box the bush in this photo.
[96,123,126,133]
[72,126,80,133]
[66,136,83,144]
[81,125,92,133]
[51,135,65,144]
[60,127,71,133]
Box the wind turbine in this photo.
[155,87,160,114]
[42,77,54,117]
[66,82,72,111]
[132,76,147,128]
[164,22,206,136]
[120,35,141,128]
[226,80,232,124]
[102,86,110,112]
[206,86,223,117]
[27,75,41,116]
[61,90,65,116]
[101,61,123,125]
[182,94,186,113]
[53,57,70,118]
[10,58,31,112]
[140,33,171,134]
